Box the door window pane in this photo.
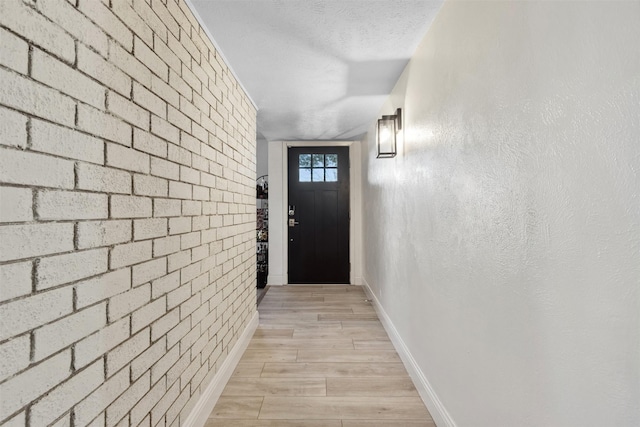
[325,154,338,167]
[312,154,324,168]
[299,168,311,182]
[325,168,338,182]
[299,154,311,167]
[312,168,324,182]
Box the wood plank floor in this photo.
[205,285,435,427]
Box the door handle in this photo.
[288,219,299,227]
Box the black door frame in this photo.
[280,142,359,286]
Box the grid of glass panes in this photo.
[299,154,338,182]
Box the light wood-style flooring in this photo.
[205,285,435,426]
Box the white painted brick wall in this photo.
[75,268,131,309]
[0,186,33,223]
[0,69,76,126]
[134,173,169,197]
[112,1,153,47]
[36,0,109,56]
[0,0,75,63]
[168,143,193,167]
[130,379,166,426]
[151,309,181,343]
[29,359,104,426]
[0,0,257,425]
[168,250,192,272]
[108,283,151,321]
[134,37,169,80]
[0,27,28,74]
[111,195,152,219]
[110,240,152,269]
[2,412,26,427]
[77,220,132,250]
[106,329,150,378]
[0,287,73,341]
[0,350,71,421]
[169,216,191,235]
[106,372,150,427]
[74,318,129,369]
[132,257,167,286]
[154,198,182,217]
[0,261,32,303]
[78,43,131,97]
[85,413,105,427]
[77,104,132,147]
[131,338,166,380]
[153,235,182,257]
[33,303,107,361]
[106,142,150,174]
[134,218,168,241]
[151,158,181,182]
[134,81,168,119]
[151,381,180,425]
[132,296,167,333]
[0,335,30,383]
[0,147,75,190]
[30,119,104,164]
[73,369,130,427]
[77,163,132,195]
[151,114,181,144]
[36,248,108,290]
[107,90,151,130]
[135,128,168,158]
[169,180,193,199]
[0,107,27,149]
[31,48,106,109]
[36,190,108,220]
[109,38,151,87]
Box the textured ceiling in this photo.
[190,0,443,141]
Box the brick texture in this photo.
[0,0,257,425]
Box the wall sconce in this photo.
[377,108,401,158]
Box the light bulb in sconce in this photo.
[379,127,392,143]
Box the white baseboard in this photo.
[267,274,286,286]
[361,278,456,427]
[183,310,259,427]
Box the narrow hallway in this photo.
[205,285,434,426]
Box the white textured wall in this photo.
[267,140,285,285]
[256,136,268,179]
[0,0,257,425]
[362,1,639,426]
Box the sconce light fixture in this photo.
[377,108,402,158]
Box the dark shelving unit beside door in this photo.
[256,175,268,288]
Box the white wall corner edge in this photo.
[361,278,456,427]
[182,310,259,427]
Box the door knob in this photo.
[288,219,299,227]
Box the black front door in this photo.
[288,146,350,284]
